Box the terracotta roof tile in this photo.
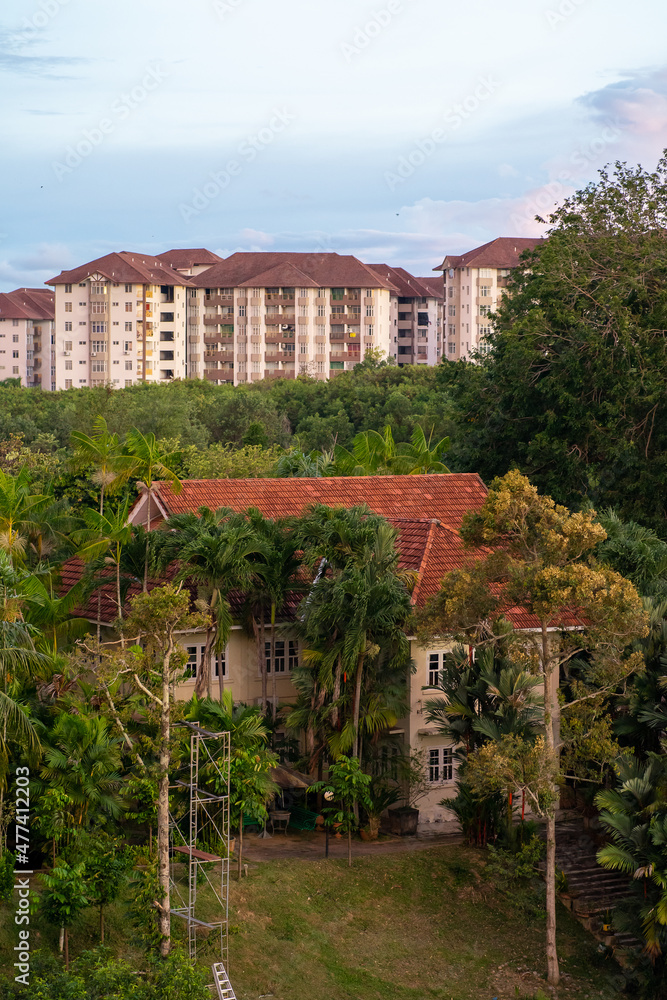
[0,288,54,321]
[434,237,544,272]
[156,249,224,269]
[191,252,398,291]
[46,252,195,287]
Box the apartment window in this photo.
[366,305,374,317]
[299,305,308,317]
[63,322,72,331]
[12,350,19,359]
[251,361,261,373]
[65,379,72,388]
[124,341,132,351]
[64,284,72,293]
[92,323,107,334]
[365,289,373,297]
[125,302,133,313]
[317,304,325,317]
[448,287,454,298]
[479,268,492,278]
[316,361,324,373]
[91,341,107,352]
[91,303,106,314]
[64,341,72,352]
[125,322,132,332]
[12,334,19,343]
[448,305,456,317]
[124,284,132,293]
[238,305,246,317]
[479,305,490,316]
[331,288,344,300]
[79,360,86,364]
[64,302,72,312]
[160,351,174,361]
[160,312,174,322]
[428,747,454,784]
[479,285,491,297]
[448,342,456,354]
[12,366,19,374]
[123,361,132,370]
[65,360,73,370]
[125,379,133,387]
[299,343,308,354]
[79,340,87,345]
[79,283,86,287]
[92,283,106,296]
[91,360,107,373]
[364,325,373,337]
[79,321,87,326]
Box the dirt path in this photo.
[242,828,461,862]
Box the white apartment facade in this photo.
[46,253,195,390]
[434,237,544,361]
[186,253,399,384]
[0,288,54,388]
[368,265,444,366]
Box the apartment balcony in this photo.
[330,294,361,306]
[476,296,493,305]
[265,293,295,304]
[265,351,296,363]
[205,349,234,362]
[263,369,295,380]
[205,294,233,306]
[330,332,363,345]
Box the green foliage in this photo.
[0,849,14,902]
[181,442,284,479]
[311,755,372,834]
[441,154,667,535]
[486,835,545,886]
[126,858,164,956]
[40,862,90,931]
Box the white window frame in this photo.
[428,747,454,784]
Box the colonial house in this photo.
[64,473,490,829]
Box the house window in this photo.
[65,379,72,388]
[427,652,444,688]
[428,747,454,783]
[65,322,72,331]
[125,284,132,292]
[186,646,198,678]
[125,322,132,332]
[265,640,292,673]
[64,341,72,352]
[64,302,72,312]
[64,284,72,293]
[214,650,226,678]
[125,361,132,370]
[65,360,73,370]
[288,640,299,670]
[125,302,133,312]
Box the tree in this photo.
[157,507,265,701]
[414,470,648,986]
[441,154,667,533]
[0,466,49,566]
[83,836,132,943]
[37,713,124,829]
[122,585,208,958]
[40,861,90,969]
[596,754,667,972]
[70,416,134,515]
[73,497,134,624]
[124,429,182,589]
[311,755,372,866]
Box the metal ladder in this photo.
[211,962,237,999]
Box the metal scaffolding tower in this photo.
[169,722,235,996]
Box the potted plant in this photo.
[388,749,431,837]
[362,780,401,841]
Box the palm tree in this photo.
[73,498,134,623]
[157,508,266,700]
[124,429,182,589]
[0,467,49,567]
[245,510,302,717]
[70,416,134,515]
[390,425,450,474]
[20,573,89,653]
[36,713,124,829]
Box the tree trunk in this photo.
[352,652,365,759]
[196,623,215,701]
[260,615,267,713]
[64,928,69,970]
[157,641,172,958]
[58,925,64,953]
[542,622,560,987]
[143,487,151,592]
[270,604,277,719]
[116,559,123,627]
[332,653,342,728]
[237,822,243,880]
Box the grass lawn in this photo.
[0,845,624,999]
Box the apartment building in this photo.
[0,288,54,388]
[187,252,399,384]
[434,237,544,360]
[46,253,194,390]
[368,265,444,366]
[156,248,224,277]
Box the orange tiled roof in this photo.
[139,474,488,532]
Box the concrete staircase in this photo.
[554,820,640,957]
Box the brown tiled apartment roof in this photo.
[366,265,435,300]
[193,252,399,291]
[434,237,544,272]
[156,248,224,269]
[46,252,196,287]
[417,277,444,299]
[0,288,54,321]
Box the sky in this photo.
[1,0,667,290]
